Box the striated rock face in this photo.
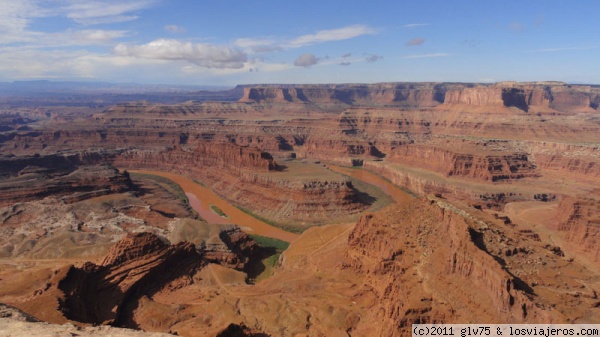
[115,144,369,226]
[444,86,505,106]
[554,196,600,261]
[35,229,262,328]
[57,232,204,326]
[0,153,132,206]
[345,200,560,336]
[528,142,600,179]
[0,151,111,177]
[116,142,276,173]
[388,144,539,181]
[204,226,262,271]
[239,83,446,107]
[238,82,600,111]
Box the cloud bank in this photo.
[115,39,248,69]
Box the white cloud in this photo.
[234,37,282,53]
[403,53,450,59]
[0,1,144,44]
[288,24,376,48]
[0,1,50,43]
[0,2,35,32]
[64,0,157,25]
[403,23,430,28]
[235,24,377,54]
[114,39,248,69]
[69,29,129,44]
[294,53,318,67]
[165,25,186,33]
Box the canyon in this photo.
[0,81,598,336]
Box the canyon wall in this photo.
[0,153,131,206]
[239,82,600,112]
[554,196,600,261]
[114,143,369,227]
[343,198,600,336]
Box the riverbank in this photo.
[128,169,299,243]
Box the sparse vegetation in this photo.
[330,163,418,198]
[130,172,199,218]
[130,172,189,204]
[235,206,307,234]
[210,204,228,217]
[192,179,207,187]
[249,234,291,283]
[249,235,290,252]
[346,176,394,212]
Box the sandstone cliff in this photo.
[23,229,263,329]
[115,144,369,227]
[0,153,131,206]
[238,82,600,111]
[554,195,600,261]
[344,199,581,336]
[238,83,447,107]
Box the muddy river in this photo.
[129,170,299,242]
[130,165,411,244]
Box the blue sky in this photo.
[1,0,599,86]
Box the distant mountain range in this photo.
[0,80,232,94]
[0,81,243,106]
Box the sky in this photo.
[1,0,599,86]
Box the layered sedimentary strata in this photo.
[387,144,539,181]
[238,83,446,107]
[0,153,131,206]
[56,233,203,326]
[0,80,599,289]
[554,195,600,261]
[115,144,369,226]
[344,199,600,336]
[24,229,262,328]
[3,197,600,336]
[238,82,600,111]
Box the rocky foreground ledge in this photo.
[0,303,176,337]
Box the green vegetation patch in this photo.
[210,204,228,217]
[346,176,395,213]
[235,205,307,234]
[248,234,291,283]
[130,172,188,204]
[249,234,290,252]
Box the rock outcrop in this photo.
[115,144,369,227]
[0,303,177,337]
[344,199,575,336]
[26,229,262,328]
[238,82,600,111]
[554,195,600,261]
[238,83,447,107]
[57,232,204,326]
[0,153,132,206]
